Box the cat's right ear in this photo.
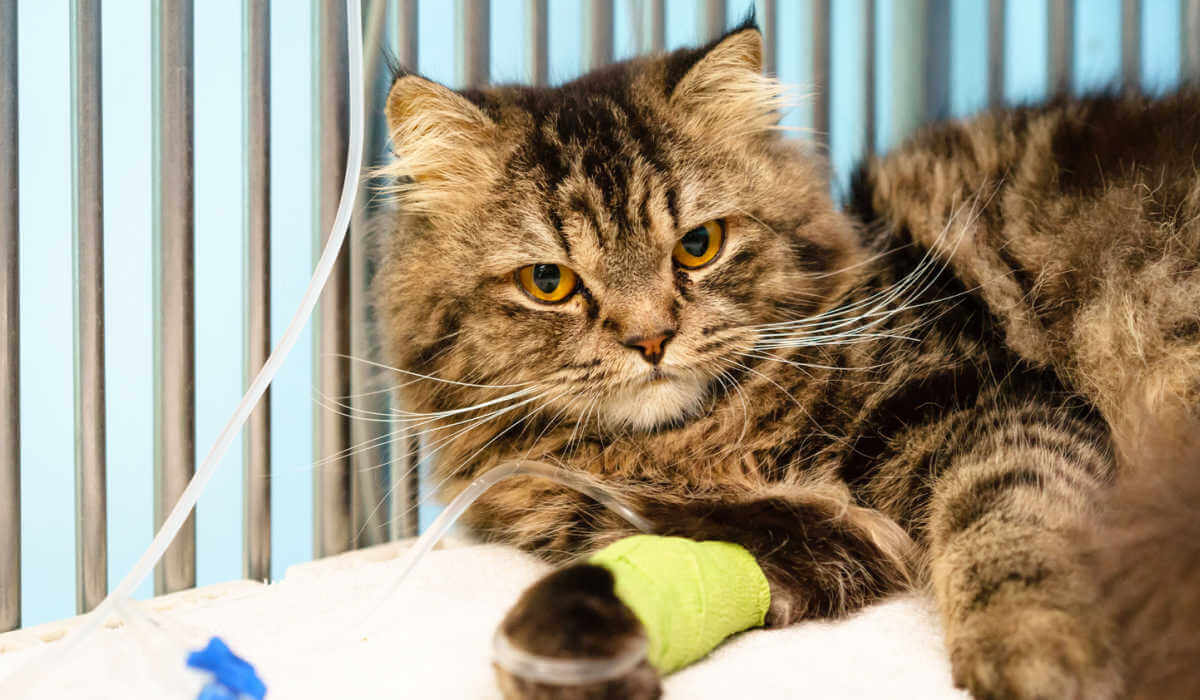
[665,24,784,139]
[382,73,500,214]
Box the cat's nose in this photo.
[621,330,675,365]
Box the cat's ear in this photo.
[381,73,501,213]
[667,23,784,137]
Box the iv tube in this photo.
[354,459,653,637]
[352,459,654,686]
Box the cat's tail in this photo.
[1089,398,1200,699]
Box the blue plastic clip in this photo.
[187,637,267,700]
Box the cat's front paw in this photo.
[948,604,1120,700]
[493,564,661,700]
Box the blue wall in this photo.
[13,0,1187,627]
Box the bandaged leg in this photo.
[587,535,771,674]
[495,491,913,698]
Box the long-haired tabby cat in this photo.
[373,17,1200,700]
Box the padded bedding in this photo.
[0,541,966,698]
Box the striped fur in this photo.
[374,21,1200,700]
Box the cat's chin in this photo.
[597,373,708,432]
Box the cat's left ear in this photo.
[667,22,783,136]
[380,72,502,215]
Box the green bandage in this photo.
[588,534,771,674]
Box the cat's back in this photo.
[851,91,1200,433]
[851,91,1200,697]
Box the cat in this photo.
[1088,400,1200,699]
[373,16,1200,700]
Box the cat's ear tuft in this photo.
[668,26,785,138]
[380,74,501,214]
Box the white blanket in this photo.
[0,543,966,698]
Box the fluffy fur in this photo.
[373,20,1200,700]
[1088,402,1200,698]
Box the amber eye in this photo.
[516,263,578,304]
[672,219,725,269]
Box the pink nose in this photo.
[622,331,674,365]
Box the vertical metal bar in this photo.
[243,0,271,582]
[387,407,419,540]
[1049,0,1074,94]
[71,0,108,614]
[703,0,726,40]
[528,0,547,85]
[589,0,613,70]
[864,0,876,153]
[649,0,665,52]
[1186,0,1200,82]
[1121,0,1140,88]
[988,0,1006,106]
[397,0,418,67]
[761,0,776,75]
[811,0,831,145]
[348,0,390,550]
[152,0,196,595]
[0,0,19,633]
[313,0,352,559]
[390,0,421,542]
[388,401,420,540]
[460,0,489,86]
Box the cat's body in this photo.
[375,21,1200,699]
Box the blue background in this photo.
[13,0,1187,626]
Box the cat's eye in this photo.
[672,219,725,269]
[516,263,578,304]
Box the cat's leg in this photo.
[494,485,913,699]
[925,407,1121,700]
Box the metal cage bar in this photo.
[589,0,614,71]
[703,0,726,40]
[397,0,418,69]
[152,0,197,596]
[760,0,776,76]
[313,0,353,559]
[243,0,271,582]
[528,0,548,86]
[1187,0,1200,81]
[0,0,19,634]
[348,0,391,550]
[460,0,489,87]
[811,0,830,144]
[1122,0,1141,88]
[71,0,108,614]
[1049,0,1074,94]
[864,0,876,152]
[988,0,1006,106]
[389,0,421,542]
[648,0,665,52]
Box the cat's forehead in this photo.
[470,71,686,268]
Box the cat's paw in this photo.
[493,564,661,700]
[948,604,1120,700]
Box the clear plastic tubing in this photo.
[358,460,653,633]
[355,459,654,685]
[0,0,364,694]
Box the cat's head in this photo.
[376,22,863,435]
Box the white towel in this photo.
[0,543,966,698]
